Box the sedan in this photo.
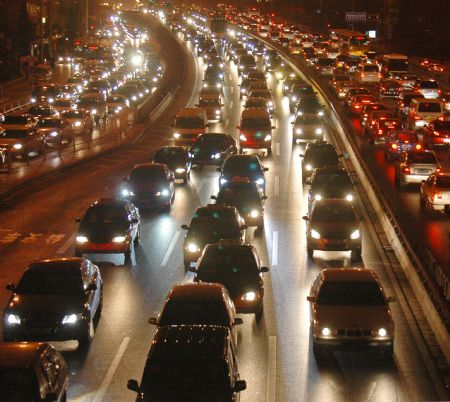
[190,133,237,166]
[35,117,73,146]
[153,146,191,184]
[60,109,94,136]
[394,150,441,188]
[3,257,103,349]
[420,173,450,214]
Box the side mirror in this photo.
[216,167,222,172]
[127,379,140,393]
[306,295,315,302]
[210,195,217,200]
[233,317,243,326]
[181,224,189,230]
[148,316,158,325]
[131,218,139,224]
[75,217,81,223]
[386,296,396,303]
[263,167,269,172]
[260,266,269,273]
[302,215,309,221]
[188,266,197,273]
[86,283,97,292]
[6,283,15,292]
[234,380,247,392]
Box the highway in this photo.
[0,13,448,402]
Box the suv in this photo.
[237,109,273,155]
[172,108,208,146]
[291,115,324,144]
[415,79,441,99]
[0,342,69,401]
[300,141,340,181]
[407,98,444,130]
[127,325,247,401]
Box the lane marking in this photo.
[271,231,278,267]
[274,176,280,197]
[56,234,75,254]
[161,231,181,266]
[230,87,234,94]
[267,336,277,402]
[230,100,234,109]
[93,336,130,402]
[275,142,280,156]
[225,118,230,126]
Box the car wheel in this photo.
[133,228,140,246]
[61,391,67,402]
[124,249,132,264]
[307,246,314,258]
[351,247,362,262]
[78,315,93,350]
[255,306,264,322]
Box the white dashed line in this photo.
[274,176,280,197]
[56,234,75,255]
[161,231,181,266]
[271,231,278,266]
[275,142,280,156]
[267,336,277,402]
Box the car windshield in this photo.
[1,130,28,139]
[199,99,219,106]
[189,217,240,238]
[312,172,351,188]
[420,81,439,89]
[130,168,166,183]
[0,370,35,401]
[418,102,442,112]
[433,121,450,131]
[83,205,128,224]
[246,99,266,108]
[2,116,28,125]
[397,133,418,142]
[216,185,261,206]
[16,269,83,295]
[154,149,186,164]
[312,204,356,223]
[223,158,262,175]
[304,148,339,165]
[296,117,320,125]
[363,65,379,72]
[28,107,53,116]
[409,153,437,164]
[159,301,229,326]
[175,116,204,129]
[78,98,102,106]
[241,118,271,130]
[317,281,386,306]
[37,119,60,128]
[436,177,450,187]
[62,111,84,119]
[318,59,333,66]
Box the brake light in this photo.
[434,131,440,136]
[391,143,398,149]
[403,167,410,173]
[378,129,384,134]
[434,192,442,201]
[355,104,361,109]
[416,144,422,150]
[415,115,421,120]
[436,167,441,173]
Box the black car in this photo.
[192,240,269,319]
[3,257,103,349]
[306,167,355,211]
[291,115,325,144]
[289,84,316,112]
[282,76,304,96]
[295,96,325,118]
[27,104,59,118]
[212,181,266,228]
[75,198,141,263]
[181,204,246,269]
[122,163,176,211]
[300,141,340,181]
[153,146,191,184]
[190,133,237,166]
[218,154,268,192]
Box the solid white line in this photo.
[267,336,277,402]
[161,231,181,266]
[230,87,234,94]
[93,336,130,402]
[230,100,234,109]
[275,142,280,156]
[274,176,280,197]
[56,234,75,255]
[272,231,278,266]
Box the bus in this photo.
[209,16,228,39]
[329,29,370,57]
[378,53,409,77]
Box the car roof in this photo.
[321,268,378,282]
[91,198,128,208]
[241,109,270,118]
[176,108,206,117]
[0,342,50,369]
[28,257,86,273]
[167,283,227,301]
[132,162,166,171]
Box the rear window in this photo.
[419,81,439,89]
[363,65,379,72]
[417,102,442,113]
[409,152,437,164]
[436,177,450,188]
[397,133,418,142]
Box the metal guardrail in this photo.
[1,96,31,115]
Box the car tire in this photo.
[78,315,93,350]
[255,306,264,322]
[307,246,314,258]
[134,228,140,246]
[124,249,132,264]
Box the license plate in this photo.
[416,169,430,174]
[444,138,450,143]
[400,144,414,150]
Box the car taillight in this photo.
[391,143,398,149]
[378,129,384,134]
[433,131,440,136]
[434,192,442,201]
[436,167,441,173]
[415,115,421,120]
[403,166,410,173]
[355,104,361,109]
[416,144,422,150]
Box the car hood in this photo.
[314,305,391,328]
[311,222,358,239]
[6,294,85,318]
[310,186,353,199]
[78,223,128,242]
[128,182,167,192]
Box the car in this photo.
[360,103,388,126]
[0,112,37,130]
[365,110,396,136]
[303,199,362,261]
[378,79,401,98]
[343,87,371,109]
[347,94,377,115]
[52,98,76,112]
[334,80,358,100]
[85,79,112,97]
[27,104,59,119]
[30,83,61,104]
[218,154,268,192]
[0,127,45,159]
[295,96,325,118]
[203,73,223,91]
[247,88,274,114]
[300,141,340,181]
[189,133,237,166]
[106,94,129,114]
[181,204,246,269]
[368,117,403,145]
[153,146,191,183]
[237,54,256,76]
[76,94,108,124]
[244,96,272,113]
[419,118,450,148]
[122,163,175,210]
[307,268,395,357]
[116,84,141,104]
[419,173,450,214]
[356,63,381,84]
[315,57,334,76]
[192,239,269,319]
[407,98,445,130]
[306,167,355,211]
[127,325,246,401]
[60,109,94,136]
[172,108,209,146]
[237,109,274,155]
[240,76,267,98]
[75,198,140,263]
[384,131,421,161]
[196,93,224,121]
[0,342,69,401]
[395,90,424,118]
[35,117,73,147]
[291,114,324,144]
[282,76,304,96]
[212,180,267,228]
[394,150,442,188]
[289,83,315,112]
[3,257,103,348]
[415,79,441,99]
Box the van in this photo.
[237,109,274,155]
[127,325,247,402]
[407,98,444,130]
[356,63,381,84]
[172,108,208,146]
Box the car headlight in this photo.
[76,235,89,243]
[216,83,222,88]
[315,128,323,134]
[314,194,322,201]
[211,152,221,159]
[132,95,137,101]
[173,133,181,139]
[275,72,283,79]
[5,314,21,325]
[241,291,256,301]
[122,189,134,196]
[264,134,272,142]
[345,194,354,202]
[267,101,273,107]
[48,98,54,103]
[321,327,331,336]
[203,83,208,88]
[378,328,387,337]
[297,111,303,116]
[305,164,313,171]
[291,96,297,102]
[50,131,58,138]
[13,143,23,150]
[350,229,360,239]
[311,229,321,239]
[112,236,127,243]
[220,178,228,185]
[256,178,265,185]
[215,109,221,115]
[159,189,170,197]
[31,98,36,103]
[240,88,246,93]
[250,210,259,218]
[295,128,303,134]
[74,121,82,127]
[239,134,247,141]
[62,313,82,324]
[175,168,185,173]
[91,109,97,114]
[318,111,324,116]
[187,243,199,253]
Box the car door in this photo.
[46,348,69,400]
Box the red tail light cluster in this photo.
[434,192,443,201]
[403,167,410,173]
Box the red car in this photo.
[384,130,421,161]
[419,118,450,148]
[369,117,403,144]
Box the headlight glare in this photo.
[321,327,331,336]
[346,194,354,202]
[241,291,256,301]
[350,229,360,240]
[76,235,88,243]
[311,229,321,239]
[6,314,21,325]
[187,243,199,253]
[62,313,81,324]
[378,328,387,337]
[112,236,126,243]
